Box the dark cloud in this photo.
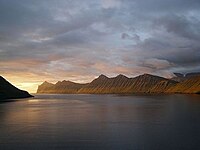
[155,14,200,40]
[0,0,200,92]
[121,33,140,42]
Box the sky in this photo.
[0,0,200,93]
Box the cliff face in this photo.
[77,74,135,94]
[127,74,177,93]
[0,76,33,100]
[37,80,87,94]
[167,76,200,94]
[149,80,178,93]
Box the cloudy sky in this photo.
[0,0,200,92]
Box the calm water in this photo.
[0,94,200,150]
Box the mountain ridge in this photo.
[37,80,88,94]
[36,73,200,94]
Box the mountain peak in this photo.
[140,73,154,78]
[56,81,61,84]
[62,80,73,83]
[143,73,152,76]
[136,74,167,81]
[41,81,54,86]
[44,81,51,84]
[115,74,128,79]
[98,74,108,79]
[141,73,163,78]
[60,80,75,85]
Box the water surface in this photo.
[0,94,200,150]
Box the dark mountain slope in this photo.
[0,76,33,100]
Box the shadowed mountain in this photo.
[171,73,185,82]
[37,80,88,94]
[0,76,33,100]
[171,72,200,82]
[185,72,200,78]
[37,74,178,94]
[174,73,184,78]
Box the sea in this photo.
[0,94,200,150]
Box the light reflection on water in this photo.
[0,94,200,150]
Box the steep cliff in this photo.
[167,76,200,94]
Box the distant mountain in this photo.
[37,80,87,94]
[0,76,33,100]
[185,72,200,78]
[174,73,184,78]
[171,73,185,82]
[171,72,200,82]
[37,74,179,94]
